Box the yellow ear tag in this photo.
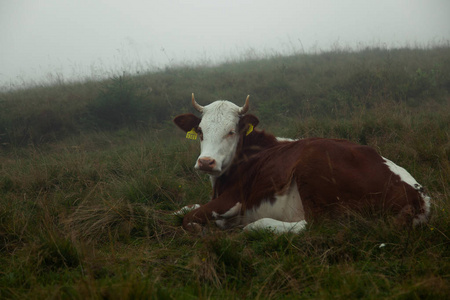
[246,124,254,136]
[186,128,198,140]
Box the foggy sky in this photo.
[1,0,449,88]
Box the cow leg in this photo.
[243,218,307,234]
[182,194,241,230]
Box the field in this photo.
[1,46,449,299]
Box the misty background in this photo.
[1,0,449,89]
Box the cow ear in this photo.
[239,114,259,134]
[173,114,201,132]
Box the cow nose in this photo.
[198,157,216,170]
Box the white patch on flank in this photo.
[242,179,307,233]
[383,157,420,187]
[383,157,431,224]
[173,204,201,216]
[244,180,305,225]
[244,218,307,234]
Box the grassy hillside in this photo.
[0,47,449,299]
[1,46,449,144]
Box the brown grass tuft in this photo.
[64,198,160,243]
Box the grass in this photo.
[0,45,449,299]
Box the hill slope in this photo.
[0,47,449,299]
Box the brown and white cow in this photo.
[173,94,430,233]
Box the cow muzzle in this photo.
[196,157,217,172]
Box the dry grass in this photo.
[0,46,449,299]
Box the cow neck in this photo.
[212,129,279,198]
[240,129,279,156]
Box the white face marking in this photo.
[196,101,242,176]
[244,180,305,224]
[383,157,431,222]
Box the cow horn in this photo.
[239,95,250,115]
[191,93,203,113]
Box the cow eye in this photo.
[228,130,235,136]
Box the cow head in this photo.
[174,94,259,176]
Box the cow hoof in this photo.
[173,204,201,216]
[185,222,204,233]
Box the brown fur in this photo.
[175,114,428,230]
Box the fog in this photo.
[1,0,449,88]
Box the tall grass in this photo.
[0,46,449,299]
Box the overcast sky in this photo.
[1,0,449,88]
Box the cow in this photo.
[173,94,430,233]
